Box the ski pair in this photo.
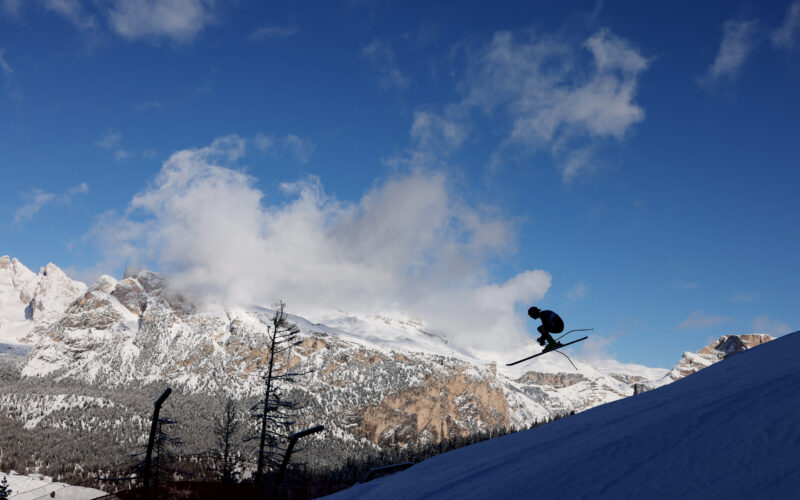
[505,329,593,367]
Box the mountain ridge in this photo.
[0,255,778,483]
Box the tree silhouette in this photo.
[248,301,303,485]
[213,397,240,483]
[0,475,12,499]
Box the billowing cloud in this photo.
[106,0,216,43]
[91,136,551,351]
[677,310,731,330]
[772,2,800,49]
[701,20,759,83]
[465,29,648,140]
[458,27,649,181]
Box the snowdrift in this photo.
[331,331,800,499]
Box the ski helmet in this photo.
[528,306,540,319]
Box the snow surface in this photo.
[330,331,800,499]
[0,471,104,500]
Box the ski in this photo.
[505,336,588,366]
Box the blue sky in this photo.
[1,0,798,367]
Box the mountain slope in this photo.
[331,331,800,499]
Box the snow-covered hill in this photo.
[330,330,800,499]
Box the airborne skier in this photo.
[528,306,564,352]
[506,306,591,367]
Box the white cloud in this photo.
[772,2,800,49]
[42,0,98,31]
[383,110,468,171]
[460,28,648,180]
[0,47,21,102]
[361,38,411,90]
[567,282,587,300]
[95,130,122,150]
[95,129,132,160]
[14,183,89,222]
[66,182,89,196]
[677,310,731,330]
[410,111,467,153]
[14,190,56,223]
[136,101,163,111]
[254,133,315,164]
[91,135,551,352]
[253,133,275,152]
[730,291,759,303]
[1,0,22,18]
[751,315,791,336]
[0,47,12,77]
[106,0,216,43]
[702,20,759,83]
[560,147,595,183]
[282,134,315,164]
[250,25,298,41]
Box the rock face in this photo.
[634,334,776,394]
[668,334,774,381]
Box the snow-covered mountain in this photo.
[666,333,772,380]
[633,333,774,393]
[0,256,85,354]
[2,255,772,484]
[330,330,800,499]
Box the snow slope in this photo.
[330,330,800,499]
[0,471,104,500]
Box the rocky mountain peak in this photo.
[0,257,86,336]
[27,263,87,322]
[91,275,118,294]
[668,333,773,381]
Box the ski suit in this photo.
[528,307,564,347]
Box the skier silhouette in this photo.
[528,306,564,352]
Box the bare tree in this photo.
[213,398,240,483]
[248,301,303,485]
[151,416,182,488]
